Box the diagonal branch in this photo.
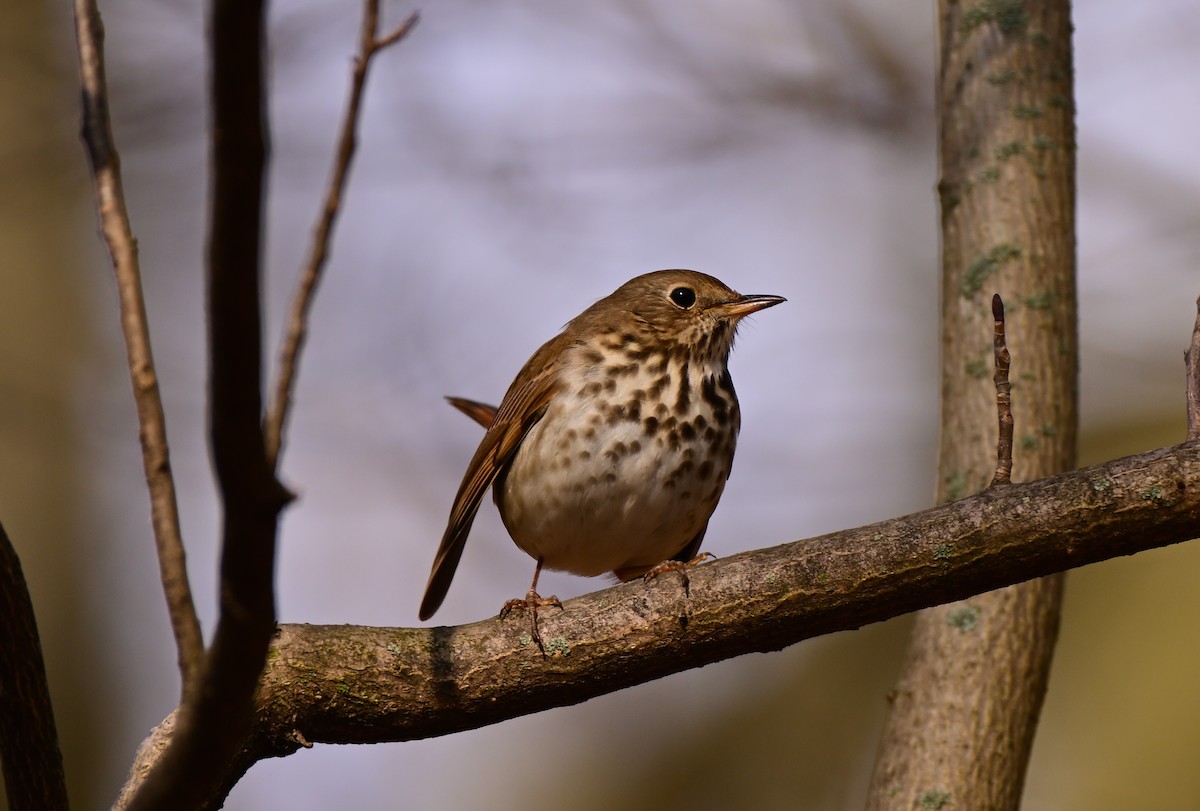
[0,522,69,811]
[72,0,204,698]
[261,442,1200,741]
[264,6,420,469]
[116,438,1200,808]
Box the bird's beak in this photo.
[711,293,787,320]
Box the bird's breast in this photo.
[496,349,740,577]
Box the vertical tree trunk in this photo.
[866,2,1077,808]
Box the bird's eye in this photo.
[670,286,697,309]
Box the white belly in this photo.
[496,362,738,577]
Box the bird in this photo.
[419,269,785,642]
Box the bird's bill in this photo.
[711,293,787,319]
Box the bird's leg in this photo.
[642,552,717,598]
[499,559,562,653]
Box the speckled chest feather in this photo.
[496,327,740,577]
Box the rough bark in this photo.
[115,439,1200,808]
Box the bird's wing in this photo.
[419,347,565,620]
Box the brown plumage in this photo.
[419,270,784,624]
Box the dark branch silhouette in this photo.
[0,522,69,811]
[120,0,291,808]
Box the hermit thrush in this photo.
[419,270,784,636]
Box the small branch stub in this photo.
[1186,294,1200,441]
[992,294,1013,486]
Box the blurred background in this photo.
[3,0,1199,808]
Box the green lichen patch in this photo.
[1034,135,1057,152]
[918,788,953,809]
[545,637,571,656]
[962,243,1021,297]
[944,471,968,502]
[961,0,1030,36]
[947,604,981,632]
[1020,290,1057,309]
[965,356,990,379]
[994,140,1026,161]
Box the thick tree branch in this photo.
[118,439,1200,807]
[263,442,1199,734]
[72,0,204,697]
[0,522,69,811]
[121,1,289,808]
[264,7,419,468]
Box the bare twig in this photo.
[1186,294,1200,440]
[0,522,69,811]
[116,439,1200,808]
[264,6,420,468]
[72,0,204,697]
[992,294,1013,486]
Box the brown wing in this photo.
[419,344,566,620]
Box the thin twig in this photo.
[991,294,1013,485]
[72,0,204,697]
[264,6,420,468]
[0,522,69,811]
[1186,294,1200,441]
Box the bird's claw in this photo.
[498,590,562,654]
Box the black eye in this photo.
[670,286,697,309]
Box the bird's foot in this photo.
[643,552,717,597]
[499,589,562,654]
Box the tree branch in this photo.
[121,0,290,808]
[71,0,204,698]
[117,439,1200,807]
[0,522,69,811]
[264,6,419,468]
